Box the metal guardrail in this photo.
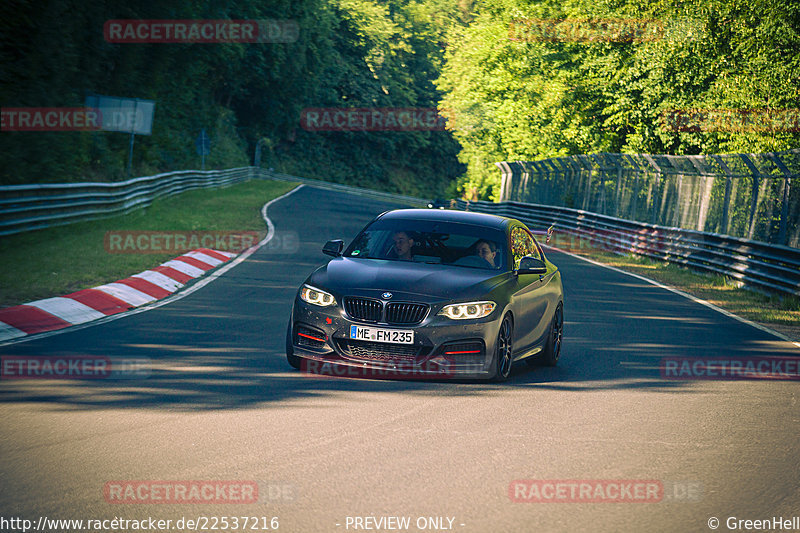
[0,167,255,236]
[455,199,800,297]
[0,167,425,237]
[5,164,794,296]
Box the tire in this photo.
[286,321,301,370]
[493,315,514,382]
[538,302,563,367]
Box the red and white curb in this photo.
[0,248,234,342]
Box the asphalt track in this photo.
[1,185,799,533]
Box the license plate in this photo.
[350,325,414,344]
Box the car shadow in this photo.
[2,296,794,412]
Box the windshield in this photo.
[344,219,507,270]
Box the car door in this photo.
[509,225,551,358]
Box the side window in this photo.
[510,226,541,269]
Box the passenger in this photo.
[475,239,497,267]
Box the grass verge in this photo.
[561,247,800,342]
[0,179,298,308]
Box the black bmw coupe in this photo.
[286,208,563,381]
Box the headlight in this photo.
[438,301,496,320]
[300,285,336,307]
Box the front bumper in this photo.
[289,296,503,380]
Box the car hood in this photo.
[307,257,508,302]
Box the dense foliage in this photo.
[2,0,798,200]
[0,0,467,197]
[437,0,800,199]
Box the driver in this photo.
[475,239,497,267]
[391,231,416,260]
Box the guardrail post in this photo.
[712,155,734,235]
[496,162,513,202]
[687,156,713,232]
[551,159,564,206]
[626,155,643,221]
[598,171,606,214]
[721,174,733,234]
[585,167,592,211]
[641,154,662,225]
[530,160,545,204]
[579,156,593,210]
[530,161,540,203]
[650,173,660,224]
[542,160,552,205]
[673,174,683,227]
[739,154,762,240]
[779,176,791,245]
[517,162,528,202]
[696,173,714,232]
[613,160,622,218]
[567,158,582,208]
[767,153,794,246]
[590,154,607,214]
[545,159,561,206]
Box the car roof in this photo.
[377,208,518,230]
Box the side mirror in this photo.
[517,256,547,275]
[322,239,344,257]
